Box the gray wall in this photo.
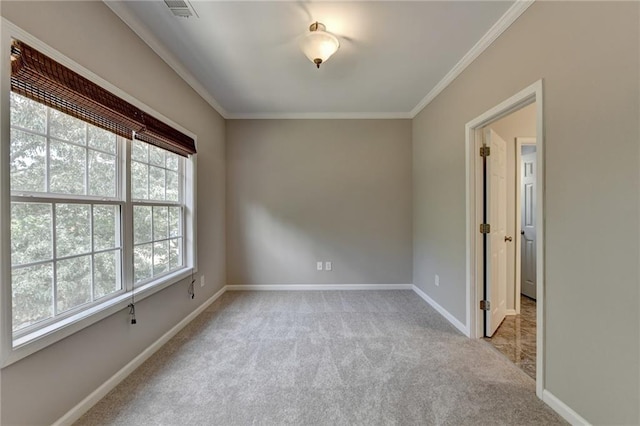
[0,2,226,425]
[413,1,639,423]
[227,119,412,285]
[488,103,536,311]
[1,1,638,425]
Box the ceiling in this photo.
[106,1,525,119]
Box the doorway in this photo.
[482,130,537,379]
[465,80,544,398]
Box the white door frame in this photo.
[465,80,544,398]
[515,137,536,313]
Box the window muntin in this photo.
[131,140,184,283]
[10,93,119,199]
[8,92,187,339]
[131,140,181,203]
[10,201,123,333]
[132,205,183,283]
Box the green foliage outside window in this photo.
[9,92,184,335]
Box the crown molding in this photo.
[226,111,412,120]
[409,0,535,118]
[105,0,533,121]
[103,0,229,119]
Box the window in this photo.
[9,92,189,343]
[10,92,125,335]
[131,140,184,283]
[3,38,196,360]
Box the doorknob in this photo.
[521,230,525,235]
[504,236,513,242]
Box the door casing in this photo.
[464,80,544,398]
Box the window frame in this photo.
[0,20,198,367]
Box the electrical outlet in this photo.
[317,261,323,271]
[435,274,439,286]
[325,261,332,271]
[200,275,205,287]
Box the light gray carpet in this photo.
[76,290,565,425]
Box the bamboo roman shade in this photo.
[10,40,196,157]
[135,114,196,158]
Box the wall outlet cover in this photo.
[325,261,332,271]
[316,261,323,271]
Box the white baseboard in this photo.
[52,285,227,426]
[412,285,469,336]
[57,283,586,426]
[542,390,590,426]
[506,309,517,316]
[226,284,413,291]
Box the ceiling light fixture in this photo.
[300,22,340,69]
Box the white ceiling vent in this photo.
[164,0,199,18]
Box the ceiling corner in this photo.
[409,0,535,119]
[103,0,229,119]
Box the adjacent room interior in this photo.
[480,103,538,380]
[0,1,638,425]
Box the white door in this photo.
[485,129,508,337]
[520,149,537,299]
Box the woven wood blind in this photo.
[135,114,196,158]
[10,40,196,157]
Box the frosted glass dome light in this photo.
[300,22,340,69]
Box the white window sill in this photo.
[2,267,194,367]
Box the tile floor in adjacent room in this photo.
[484,295,537,379]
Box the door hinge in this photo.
[480,146,491,157]
[480,300,491,311]
[479,223,491,234]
